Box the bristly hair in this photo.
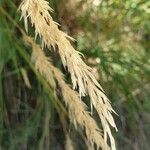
[19,1,118,149]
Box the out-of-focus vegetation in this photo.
[0,0,149,150]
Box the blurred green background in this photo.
[0,0,149,150]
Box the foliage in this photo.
[0,0,149,150]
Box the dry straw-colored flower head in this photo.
[19,0,118,149]
[25,36,110,150]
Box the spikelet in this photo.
[65,135,74,150]
[19,1,117,149]
[24,36,110,150]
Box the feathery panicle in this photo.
[19,0,117,149]
[24,36,110,150]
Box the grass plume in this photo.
[24,36,110,149]
[19,0,118,149]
